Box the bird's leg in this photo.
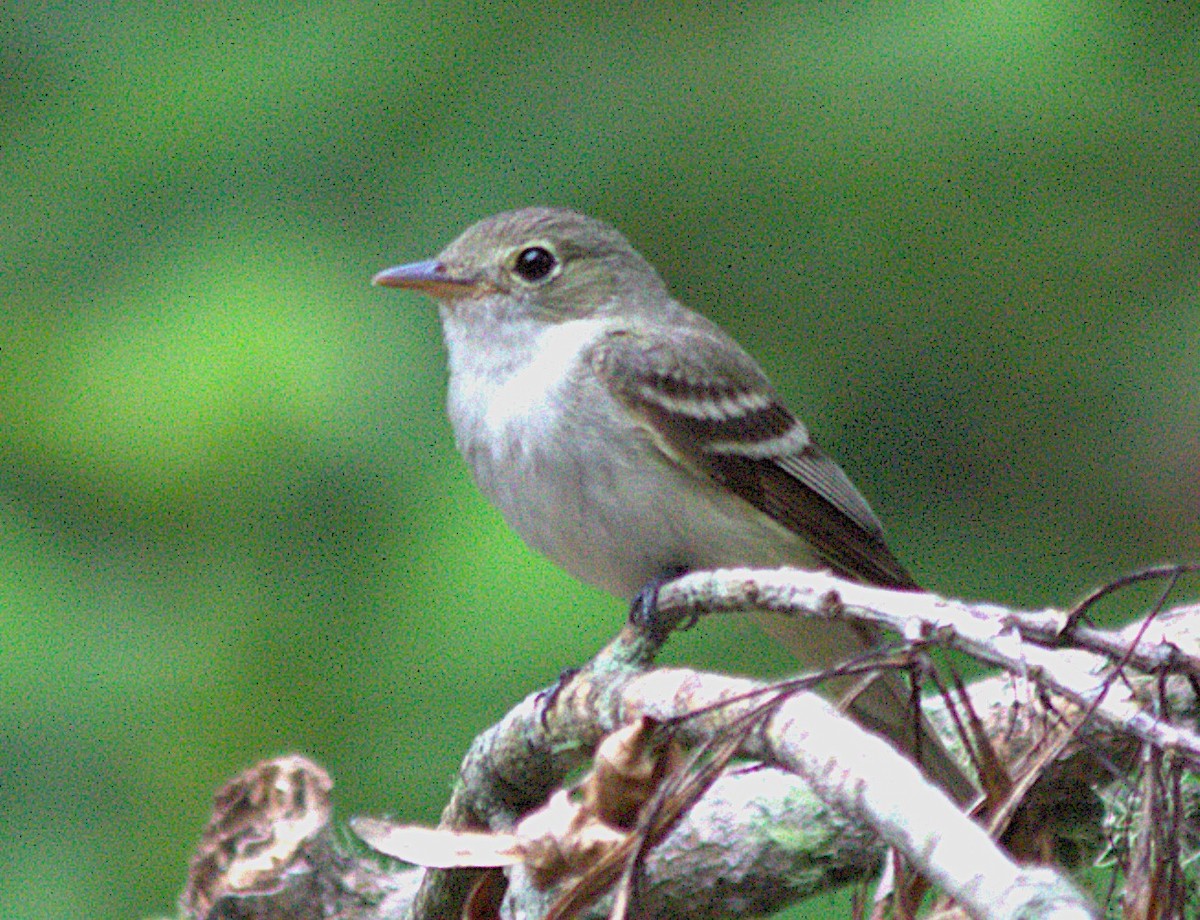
[627,566,692,643]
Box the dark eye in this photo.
[513,245,558,282]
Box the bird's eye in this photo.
[513,245,558,283]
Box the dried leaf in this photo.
[182,754,332,920]
[349,819,524,869]
[581,716,682,830]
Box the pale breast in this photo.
[443,317,638,587]
[441,314,820,599]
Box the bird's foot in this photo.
[627,567,692,643]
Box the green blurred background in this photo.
[2,2,1198,918]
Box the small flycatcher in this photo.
[374,207,972,802]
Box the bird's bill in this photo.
[371,259,478,298]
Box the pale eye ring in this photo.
[513,245,558,283]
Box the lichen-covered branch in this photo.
[655,570,1200,766]
[178,569,1200,920]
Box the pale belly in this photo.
[442,313,820,599]
[455,387,819,601]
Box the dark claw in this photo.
[628,567,690,642]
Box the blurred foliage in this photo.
[1,2,1198,918]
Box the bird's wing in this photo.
[589,323,918,589]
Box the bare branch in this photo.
[178,570,1200,920]
[655,568,1200,767]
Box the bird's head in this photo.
[373,207,669,323]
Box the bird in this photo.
[373,207,974,803]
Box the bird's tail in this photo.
[751,610,977,806]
